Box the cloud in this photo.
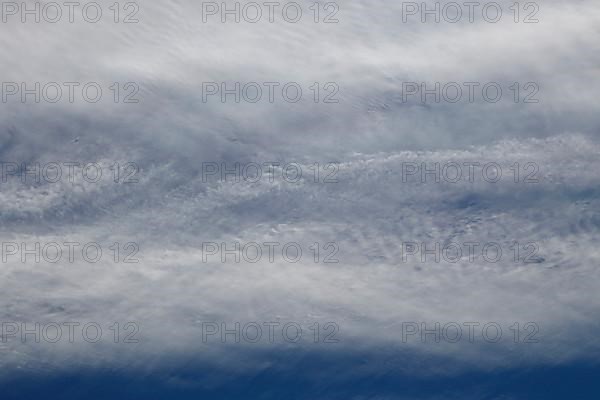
[0,0,599,396]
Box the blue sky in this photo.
[1,0,599,398]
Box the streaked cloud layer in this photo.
[1,1,599,398]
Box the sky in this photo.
[1,1,600,398]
